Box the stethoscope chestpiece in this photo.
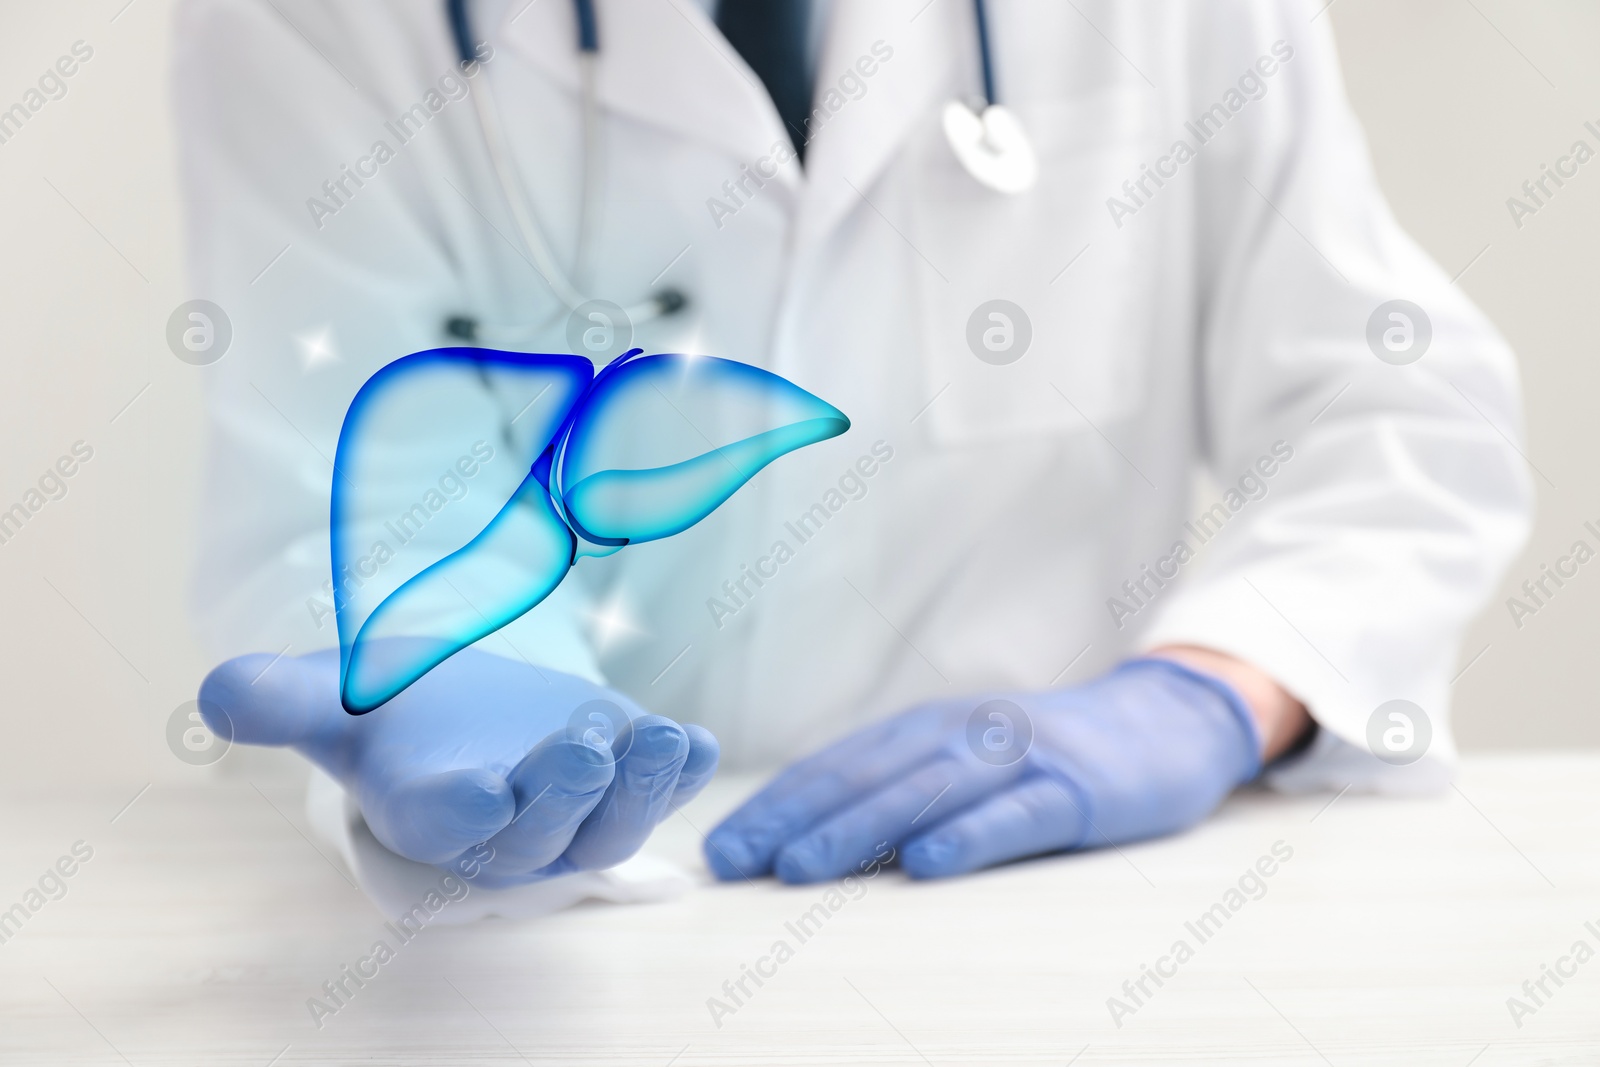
[652,288,688,317]
[444,315,480,343]
[942,99,1038,195]
[945,0,1038,195]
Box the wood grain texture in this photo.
[1,753,1596,1065]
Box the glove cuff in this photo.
[1116,657,1265,785]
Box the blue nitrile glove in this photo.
[198,646,718,889]
[705,658,1262,882]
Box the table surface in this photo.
[2,754,1597,1066]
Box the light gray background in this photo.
[0,0,1591,790]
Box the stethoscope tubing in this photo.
[443,0,1026,345]
[447,0,678,344]
[972,0,997,107]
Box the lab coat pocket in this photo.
[908,87,1160,445]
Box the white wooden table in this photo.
[2,754,1597,1065]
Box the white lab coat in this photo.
[173,0,1530,914]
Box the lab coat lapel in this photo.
[796,0,961,250]
[495,0,799,193]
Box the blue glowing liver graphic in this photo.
[330,348,849,713]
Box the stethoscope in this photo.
[942,0,1038,194]
[442,0,1036,344]
[445,0,684,347]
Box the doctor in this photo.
[181,0,1529,912]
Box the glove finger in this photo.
[197,650,342,748]
[900,776,1089,879]
[704,716,944,879]
[562,715,689,870]
[365,768,515,865]
[767,756,1020,884]
[478,735,616,874]
[669,725,720,806]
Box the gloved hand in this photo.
[198,645,718,888]
[704,657,1262,882]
